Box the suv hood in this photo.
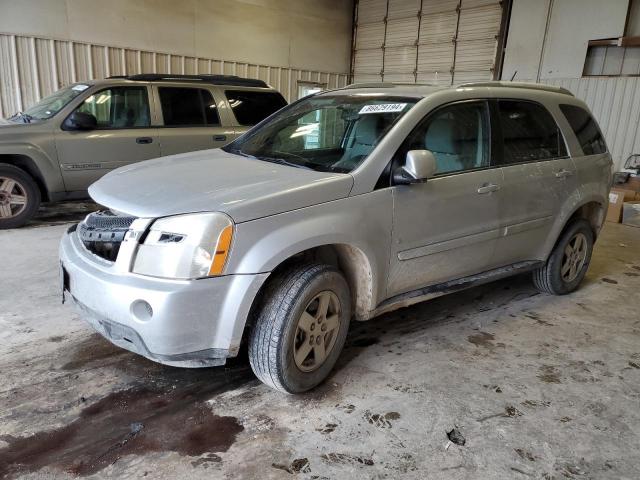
[0,118,35,129]
[89,149,354,223]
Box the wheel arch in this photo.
[543,197,605,260]
[248,242,377,322]
[566,200,606,240]
[235,241,377,360]
[0,152,51,201]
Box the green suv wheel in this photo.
[0,164,41,229]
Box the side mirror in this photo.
[393,150,437,185]
[63,111,97,131]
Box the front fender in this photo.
[0,142,64,194]
[226,189,394,310]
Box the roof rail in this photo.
[343,82,440,89]
[107,74,269,88]
[344,82,397,89]
[456,81,574,96]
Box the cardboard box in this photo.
[615,187,640,202]
[625,175,640,191]
[606,190,625,223]
[622,201,640,228]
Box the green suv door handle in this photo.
[554,169,573,178]
[477,183,500,194]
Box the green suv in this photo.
[0,74,287,228]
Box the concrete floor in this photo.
[1,203,639,479]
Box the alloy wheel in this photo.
[561,232,588,282]
[293,291,341,372]
[0,176,28,219]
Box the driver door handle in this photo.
[136,137,153,144]
[477,183,500,194]
[554,169,573,178]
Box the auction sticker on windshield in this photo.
[72,84,90,91]
[359,103,407,114]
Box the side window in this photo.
[158,87,220,126]
[403,101,490,175]
[225,90,287,126]
[559,104,607,155]
[75,87,150,128]
[498,100,567,164]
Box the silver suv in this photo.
[0,74,287,228]
[59,81,612,393]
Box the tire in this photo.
[532,219,594,295]
[249,263,351,394]
[0,164,41,229]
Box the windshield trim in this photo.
[19,83,91,120]
[223,94,418,173]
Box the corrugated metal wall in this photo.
[352,0,504,84]
[0,32,350,118]
[543,77,640,171]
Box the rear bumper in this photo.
[59,227,268,367]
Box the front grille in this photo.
[78,210,136,262]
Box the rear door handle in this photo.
[213,135,227,142]
[136,137,153,144]
[554,169,573,178]
[477,183,500,194]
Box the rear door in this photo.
[155,86,234,156]
[387,100,503,297]
[558,103,612,200]
[225,89,288,136]
[490,99,576,266]
[55,85,160,191]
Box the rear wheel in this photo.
[0,164,41,229]
[248,263,351,393]
[532,219,594,295]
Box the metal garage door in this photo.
[352,0,505,85]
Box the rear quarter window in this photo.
[225,90,287,126]
[559,104,607,156]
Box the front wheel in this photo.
[0,164,41,229]
[532,219,594,295]
[249,263,351,393]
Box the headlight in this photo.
[132,212,233,279]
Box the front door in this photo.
[155,86,234,156]
[387,100,502,297]
[55,86,160,192]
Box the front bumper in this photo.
[59,226,268,367]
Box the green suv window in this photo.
[159,87,220,126]
[75,87,150,128]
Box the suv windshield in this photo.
[223,94,418,173]
[13,84,90,121]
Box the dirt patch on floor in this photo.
[467,332,495,348]
[0,383,246,478]
[60,333,128,370]
[538,365,562,384]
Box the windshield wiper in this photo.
[256,155,314,170]
[228,148,346,173]
[9,112,34,123]
[268,151,353,173]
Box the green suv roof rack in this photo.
[108,74,268,88]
